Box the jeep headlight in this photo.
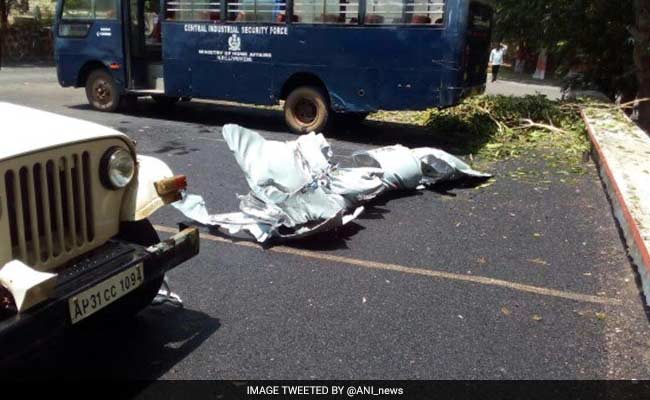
[101,147,135,189]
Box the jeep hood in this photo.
[0,102,132,161]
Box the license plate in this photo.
[69,263,144,324]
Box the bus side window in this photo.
[293,0,359,24]
[408,0,444,25]
[95,0,117,19]
[227,0,287,23]
[60,0,118,20]
[165,0,220,21]
[61,0,93,19]
[194,0,221,21]
[365,0,402,24]
[364,0,445,25]
[166,0,194,20]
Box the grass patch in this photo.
[367,110,429,126]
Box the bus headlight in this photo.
[101,147,135,189]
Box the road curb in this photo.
[581,108,650,305]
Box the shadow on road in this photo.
[263,182,482,252]
[335,120,490,155]
[2,305,219,380]
[68,99,492,154]
[69,99,288,134]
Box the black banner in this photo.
[34,380,650,400]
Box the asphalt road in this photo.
[1,66,649,381]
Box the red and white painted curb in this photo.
[582,108,650,305]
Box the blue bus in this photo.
[54,0,493,133]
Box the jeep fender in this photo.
[120,155,174,221]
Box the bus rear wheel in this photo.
[284,86,330,134]
[85,69,120,112]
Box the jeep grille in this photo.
[4,153,95,266]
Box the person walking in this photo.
[489,42,508,82]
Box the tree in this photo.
[494,0,650,130]
[632,0,650,130]
[1,0,29,66]
[0,0,29,28]
[495,0,636,100]
[492,0,650,131]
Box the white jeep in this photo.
[0,103,199,361]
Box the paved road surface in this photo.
[1,66,648,380]
[487,77,562,100]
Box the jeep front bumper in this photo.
[0,226,199,364]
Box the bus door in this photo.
[124,0,164,89]
[462,1,492,89]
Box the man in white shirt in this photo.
[489,43,508,82]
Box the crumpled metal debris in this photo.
[152,276,183,307]
[172,124,491,243]
[352,145,492,190]
[174,125,366,242]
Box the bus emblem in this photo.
[228,34,241,52]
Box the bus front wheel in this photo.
[284,86,330,134]
[85,69,121,112]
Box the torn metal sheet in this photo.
[329,167,386,206]
[222,125,347,224]
[352,145,423,190]
[174,125,363,242]
[412,147,492,184]
[153,276,183,307]
[172,124,491,243]
[173,193,213,225]
[352,145,493,190]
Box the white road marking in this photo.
[155,225,622,306]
